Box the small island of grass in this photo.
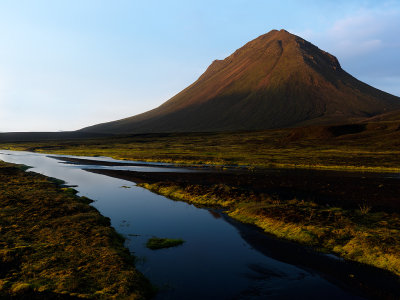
[146,237,185,250]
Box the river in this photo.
[0,150,383,299]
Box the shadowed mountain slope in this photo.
[81,29,400,134]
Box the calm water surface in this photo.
[0,150,365,299]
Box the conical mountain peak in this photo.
[81,30,400,134]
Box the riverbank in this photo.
[85,168,400,280]
[0,161,152,299]
[142,183,400,276]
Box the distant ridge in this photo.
[0,132,112,143]
[81,29,400,134]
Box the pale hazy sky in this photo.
[0,0,399,132]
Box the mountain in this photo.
[81,29,400,134]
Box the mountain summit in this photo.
[82,29,400,134]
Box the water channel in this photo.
[0,150,385,299]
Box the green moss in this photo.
[138,181,400,277]
[0,161,152,299]
[2,125,400,278]
[146,237,185,250]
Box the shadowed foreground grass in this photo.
[138,181,400,277]
[0,161,152,299]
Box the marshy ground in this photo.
[1,124,400,297]
[0,161,152,299]
[85,166,400,281]
[1,121,400,172]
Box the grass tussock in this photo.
[0,161,152,299]
[146,237,185,250]
[138,181,400,277]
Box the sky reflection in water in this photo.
[0,150,364,300]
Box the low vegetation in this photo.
[1,122,400,281]
[0,161,152,299]
[137,180,400,277]
[146,237,185,250]
[1,121,400,172]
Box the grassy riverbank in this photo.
[1,122,400,282]
[135,179,400,278]
[1,121,400,172]
[0,161,152,299]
